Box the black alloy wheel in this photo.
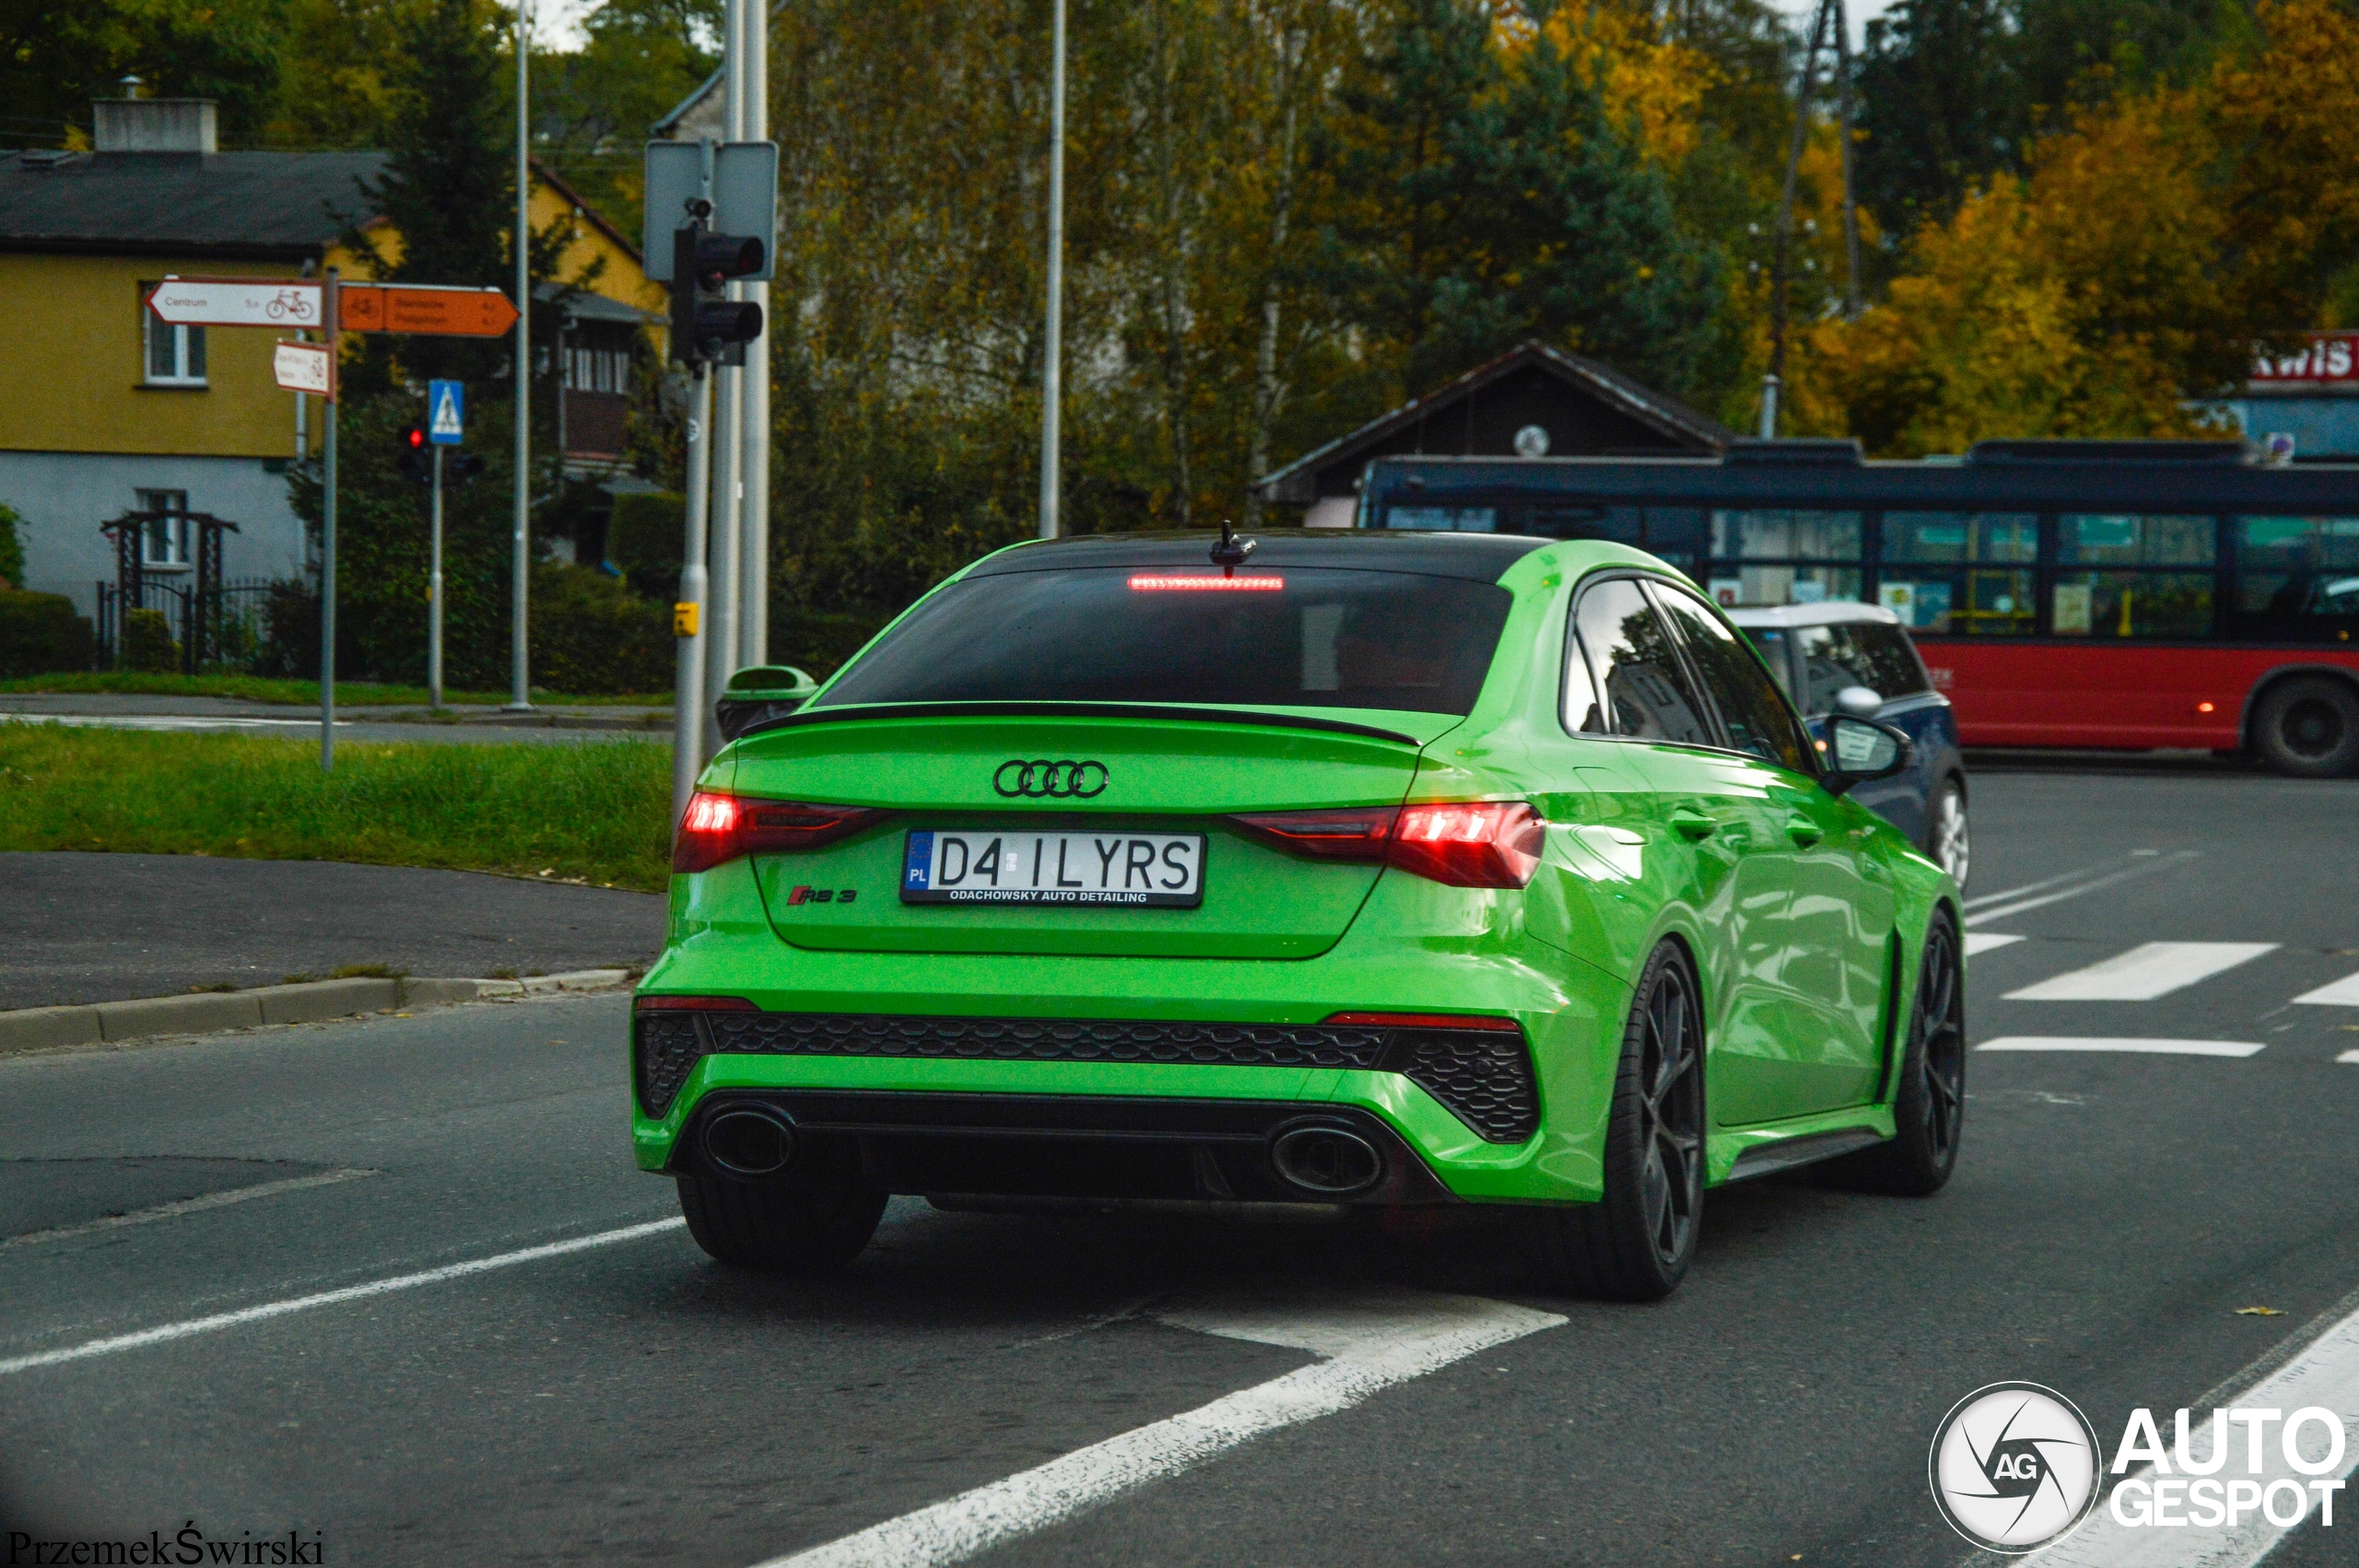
[1532,942,1707,1301]
[2256,677,2359,778]
[1831,907,1966,1196]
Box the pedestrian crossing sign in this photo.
[428,380,464,445]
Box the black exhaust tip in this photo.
[701,1106,799,1177]
[1269,1124,1383,1196]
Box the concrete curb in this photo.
[0,968,636,1056]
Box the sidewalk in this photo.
[0,693,671,745]
[0,852,665,1011]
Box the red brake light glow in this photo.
[672,792,886,874]
[633,994,757,1012]
[1323,1012,1521,1032]
[1231,801,1544,888]
[1127,574,1285,591]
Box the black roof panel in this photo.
[966,529,1554,582]
[0,150,386,256]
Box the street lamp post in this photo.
[1037,0,1066,541]
[508,1,533,711]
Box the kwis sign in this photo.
[2250,332,2359,382]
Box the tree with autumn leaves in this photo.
[1790,0,2359,454]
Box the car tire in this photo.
[1532,941,1706,1302]
[675,1172,888,1273]
[2253,677,2359,778]
[1828,907,1965,1197]
[1922,777,1969,892]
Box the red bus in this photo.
[1355,439,2359,775]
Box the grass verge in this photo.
[0,726,673,891]
[0,672,672,707]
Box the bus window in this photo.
[2234,517,2359,638]
[1879,512,2037,634]
[1384,506,1498,532]
[2049,572,2215,638]
[1706,510,1864,608]
[2058,514,2216,566]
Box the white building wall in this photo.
[0,451,310,620]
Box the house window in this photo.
[138,490,191,568]
[566,345,628,394]
[143,293,206,385]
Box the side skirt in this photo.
[1707,1104,1896,1187]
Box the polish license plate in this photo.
[900,830,1204,907]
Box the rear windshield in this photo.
[815,566,1515,716]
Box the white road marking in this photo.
[1977,1036,2265,1059]
[1964,852,2201,927]
[2338,1049,2359,1065]
[2293,970,2359,1007]
[0,1217,684,1376]
[2,1168,378,1248]
[2004,942,2278,1002]
[2028,1285,2359,1568]
[1964,932,2026,957]
[0,712,346,731]
[754,1289,1566,1568]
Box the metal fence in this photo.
[96,577,288,673]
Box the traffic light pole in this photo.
[672,364,714,824]
[320,269,339,773]
[428,444,445,709]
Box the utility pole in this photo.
[1764,0,1832,441]
[673,363,712,823]
[428,444,445,709]
[1835,0,1862,321]
[320,269,340,771]
[1037,0,1066,540]
[739,0,771,667]
[508,0,533,711]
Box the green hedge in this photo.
[606,490,683,603]
[0,589,94,676]
[530,564,672,695]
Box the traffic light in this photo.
[397,426,433,486]
[668,216,765,368]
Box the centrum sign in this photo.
[147,276,323,329]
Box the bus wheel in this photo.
[2254,677,2359,778]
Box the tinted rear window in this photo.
[816,567,1515,716]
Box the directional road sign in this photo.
[273,340,334,396]
[148,277,324,329]
[338,285,520,338]
[428,380,465,445]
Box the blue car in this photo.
[1728,603,1970,891]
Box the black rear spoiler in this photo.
[735,700,1424,747]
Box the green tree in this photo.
[535,0,722,237]
[0,0,286,146]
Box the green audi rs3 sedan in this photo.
[633,529,1966,1300]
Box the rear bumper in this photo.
[633,860,1629,1203]
[674,1089,1461,1208]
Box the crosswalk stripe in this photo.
[1963,932,2025,957]
[2002,942,2278,1002]
[2292,970,2359,1006]
[1977,1036,2265,1058]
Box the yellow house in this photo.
[0,95,662,625]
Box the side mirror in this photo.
[1834,684,1884,717]
[1820,714,1913,797]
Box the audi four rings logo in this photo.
[993,759,1109,798]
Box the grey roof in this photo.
[0,150,387,257]
[1253,341,1736,504]
[534,280,657,325]
[651,65,727,140]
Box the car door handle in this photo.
[1786,815,1825,848]
[1670,809,1718,840]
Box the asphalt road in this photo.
[0,853,666,1008]
[3,761,2356,1566]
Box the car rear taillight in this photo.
[671,792,886,873]
[1230,801,1544,889]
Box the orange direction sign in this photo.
[338,284,520,338]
